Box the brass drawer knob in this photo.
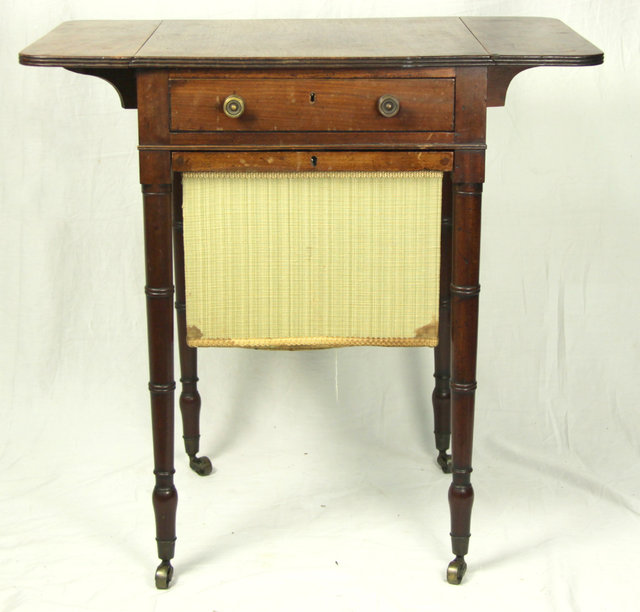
[377,94,400,118]
[223,95,245,118]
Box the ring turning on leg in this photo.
[446,145,484,584]
[433,172,452,473]
[173,174,213,477]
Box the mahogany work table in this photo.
[20,17,603,588]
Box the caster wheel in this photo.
[189,455,213,476]
[437,452,452,474]
[446,556,467,585]
[155,561,174,589]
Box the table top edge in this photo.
[18,17,604,70]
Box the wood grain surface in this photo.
[19,20,160,67]
[19,17,603,69]
[171,151,454,173]
[461,17,603,65]
[169,77,454,132]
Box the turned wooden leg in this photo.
[172,174,212,477]
[141,151,178,589]
[433,172,453,473]
[447,159,483,585]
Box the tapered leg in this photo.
[172,174,213,476]
[433,173,453,473]
[141,152,178,589]
[447,172,483,585]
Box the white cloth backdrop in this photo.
[2,1,639,611]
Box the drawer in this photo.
[169,78,454,132]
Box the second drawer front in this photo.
[170,78,454,132]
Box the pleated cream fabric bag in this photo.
[182,171,442,349]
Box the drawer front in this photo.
[170,78,454,132]
[172,151,454,173]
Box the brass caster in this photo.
[189,455,213,476]
[437,451,452,474]
[155,561,174,589]
[446,556,467,585]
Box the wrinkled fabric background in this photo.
[2,1,639,610]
